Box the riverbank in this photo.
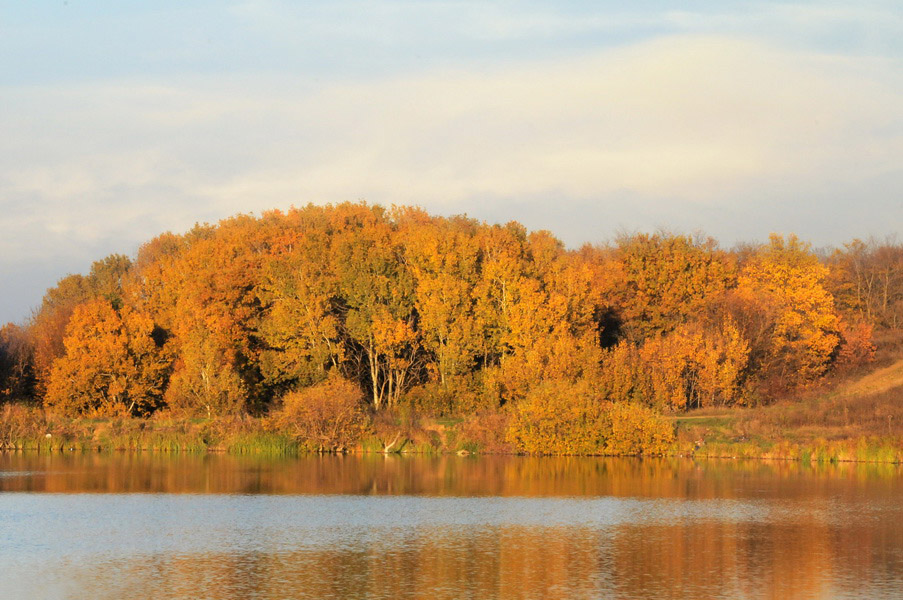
[0,404,460,455]
[3,404,902,464]
[674,362,903,464]
[4,361,903,462]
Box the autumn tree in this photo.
[398,208,483,388]
[138,218,269,415]
[600,320,749,411]
[495,232,604,401]
[256,207,343,394]
[736,234,840,386]
[615,233,735,340]
[331,204,421,409]
[29,274,92,397]
[164,327,246,417]
[827,238,903,330]
[44,299,170,417]
[639,321,749,410]
[472,221,530,376]
[15,201,878,427]
[28,255,133,397]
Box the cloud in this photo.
[1,32,901,320]
[162,36,903,205]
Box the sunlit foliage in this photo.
[506,379,673,455]
[10,202,894,453]
[44,299,170,417]
[615,233,735,340]
[737,234,840,385]
[271,375,369,452]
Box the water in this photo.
[1,453,902,599]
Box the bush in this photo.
[402,375,493,418]
[834,319,876,370]
[506,379,608,455]
[456,410,512,454]
[0,403,47,446]
[602,402,675,456]
[271,376,369,452]
[506,379,674,455]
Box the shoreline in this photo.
[2,429,901,465]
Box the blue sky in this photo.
[1,1,902,323]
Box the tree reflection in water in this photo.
[1,453,902,599]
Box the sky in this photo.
[1,0,902,324]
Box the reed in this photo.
[225,433,298,455]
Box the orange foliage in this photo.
[164,330,246,417]
[333,204,420,409]
[600,320,749,411]
[834,319,876,369]
[616,233,735,340]
[271,375,369,452]
[256,212,343,392]
[505,379,673,455]
[44,300,170,417]
[638,321,750,410]
[737,234,840,385]
[398,208,482,387]
[11,204,892,452]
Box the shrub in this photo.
[0,403,47,446]
[602,402,675,456]
[834,319,876,370]
[402,375,492,418]
[506,379,609,455]
[506,379,675,456]
[272,376,369,452]
[456,410,512,454]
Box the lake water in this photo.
[1,453,902,599]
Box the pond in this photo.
[1,452,902,599]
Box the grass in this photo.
[0,406,297,454]
[0,403,452,456]
[675,366,903,463]
[226,432,298,455]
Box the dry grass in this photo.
[735,385,903,441]
[674,358,903,463]
[722,355,903,441]
[838,358,903,399]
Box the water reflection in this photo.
[1,453,902,599]
[2,452,902,498]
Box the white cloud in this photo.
[1,32,902,320]
[3,34,901,209]
[181,35,903,206]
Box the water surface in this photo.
[1,453,902,599]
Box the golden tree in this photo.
[256,208,343,393]
[331,203,421,409]
[616,233,735,340]
[397,208,483,387]
[737,234,840,385]
[44,300,170,417]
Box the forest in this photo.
[1,203,901,455]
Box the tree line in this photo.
[0,203,900,451]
